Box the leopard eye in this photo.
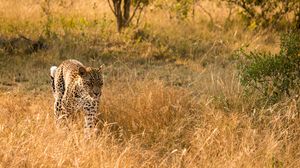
[86,81,92,86]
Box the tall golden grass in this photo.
[0,0,299,167]
[0,78,299,167]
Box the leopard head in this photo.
[78,65,103,99]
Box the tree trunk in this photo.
[116,12,123,32]
[123,0,131,26]
[296,11,300,29]
[113,0,123,32]
[109,0,138,32]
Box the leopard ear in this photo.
[78,67,86,76]
[98,64,104,71]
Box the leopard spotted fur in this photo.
[50,59,103,132]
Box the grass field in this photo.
[0,0,299,167]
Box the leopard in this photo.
[50,59,103,133]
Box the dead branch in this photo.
[107,0,117,17]
[126,0,142,26]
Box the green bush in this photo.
[172,0,192,20]
[224,0,300,29]
[239,31,300,103]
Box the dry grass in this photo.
[0,0,299,167]
[0,79,299,167]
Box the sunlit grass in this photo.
[0,79,299,167]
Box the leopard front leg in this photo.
[83,100,97,128]
[82,99,99,137]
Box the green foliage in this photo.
[41,0,54,38]
[239,31,300,103]
[133,0,150,6]
[172,0,193,20]
[225,0,300,29]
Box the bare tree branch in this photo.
[135,4,145,26]
[198,2,214,24]
[107,0,117,17]
[125,0,142,26]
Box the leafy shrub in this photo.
[172,0,192,20]
[239,31,300,103]
[224,0,300,29]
